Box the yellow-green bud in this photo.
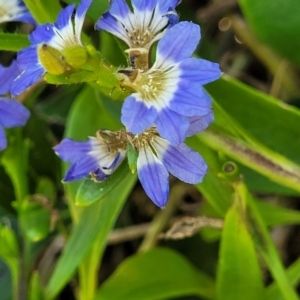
[38,44,69,75]
[62,45,88,68]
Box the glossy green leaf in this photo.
[94,248,216,300]
[45,172,136,300]
[216,197,265,300]
[0,34,30,51]
[238,0,300,67]
[207,76,300,166]
[23,0,61,23]
[75,162,130,206]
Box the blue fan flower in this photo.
[53,131,127,182]
[119,21,221,145]
[0,62,30,150]
[95,0,180,51]
[11,0,92,96]
[54,128,207,208]
[0,0,35,24]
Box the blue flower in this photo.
[0,98,30,150]
[95,0,180,51]
[135,130,207,207]
[0,0,35,24]
[11,0,92,96]
[53,131,127,182]
[119,21,221,145]
[0,61,30,150]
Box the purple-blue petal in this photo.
[153,138,207,184]
[0,61,20,95]
[63,155,98,182]
[131,0,157,12]
[121,95,157,134]
[76,0,92,18]
[158,0,181,12]
[109,0,131,19]
[53,138,93,162]
[156,108,189,145]
[29,24,55,44]
[10,67,44,96]
[0,98,30,128]
[54,4,75,30]
[169,82,212,117]
[137,146,169,208]
[179,58,222,84]
[186,112,214,137]
[0,126,7,151]
[157,21,200,64]
[95,12,129,42]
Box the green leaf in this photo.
[197,128,300,194]
[267,258,300,300]
[94,248,216,300]
[237,182,299,300]
[45,172,136,300]
[216,195,265,300]
[0,33,30,51]
[207,76,300,166]
[23,0,61,23]
[238,0,300,67]
[257,200,300,227]
[187,136,233,216]
[75,161,131,206]
[19,197,51,242]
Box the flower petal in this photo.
[137,146,169,208]
[0,125,7,151]
[53,138,93,162]
[179,57,222,84]
[155,109,189,145]
[169,82,212,117]
[155,21,200,69]
[63,155,98,182]
[186,112,214,137]
[95,12,130,45]
[75,0,92,37]
[0,61,20,95]
[121,95,157,134]
[0,98,30,128]
[152,137,208,184]
[11,67,44,96]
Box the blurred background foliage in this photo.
[1,0,300,299]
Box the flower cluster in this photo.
[2,0,221,207]
[54,0,221,207]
